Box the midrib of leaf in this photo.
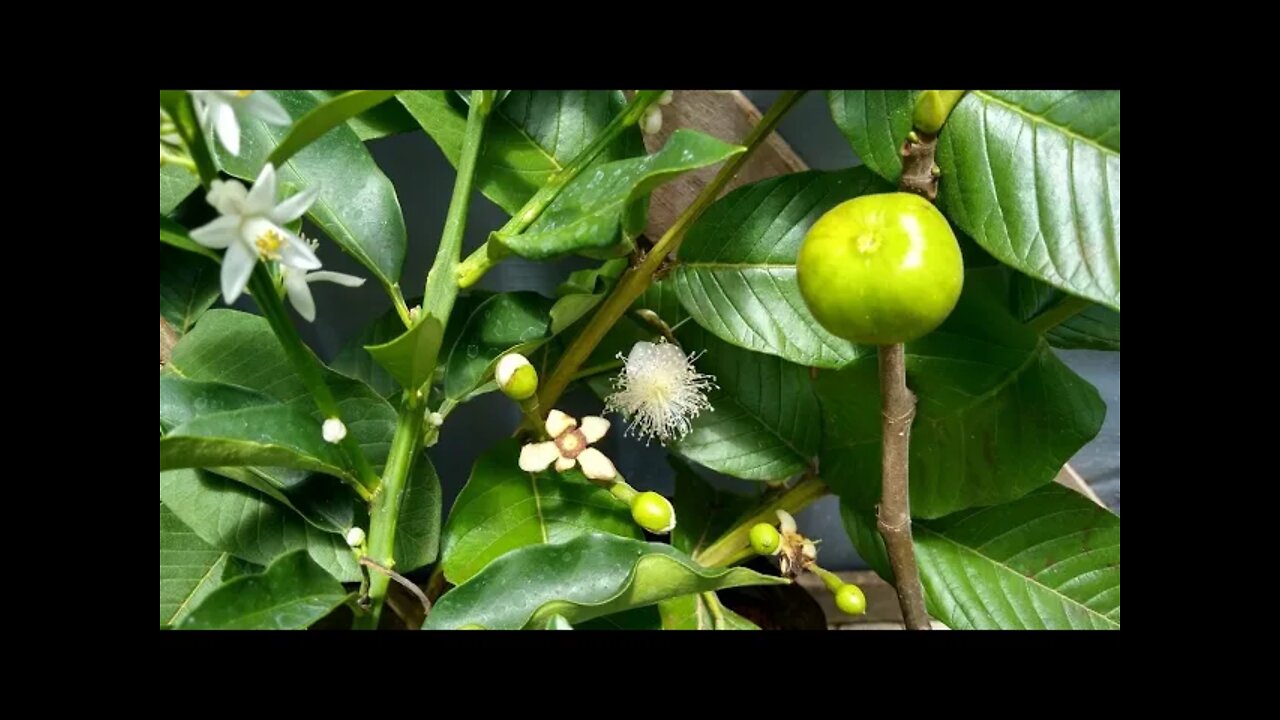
[493,108,562,173]
[530,474,549,543]
[915,524,1118,628]
[970,91,1118,157]
[688,390,808,466]
[166,552,228,625]
[916,336,1044,427]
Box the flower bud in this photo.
[835,583,867,616]
[631,491,676,534]
[749,523,782,556]
[345,527,366,548]
[495,353,538,401]
[322,418,348,444]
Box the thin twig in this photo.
[359,557,432,616]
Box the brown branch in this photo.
[899,132,940,201]
[876,344,931,630]
[359,557,431,616]
[160,315,179,369]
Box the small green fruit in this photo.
[631,491,676,534]
[749,523,781,555]
[834,584,867,616]
[797,192,964,345]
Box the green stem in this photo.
[455,90,667,288]
[810,565,844,593]
[570,359,624,382]
[248,266,378,498]
[1026,295,1091,334]
[537,91,806,411]
[702,591,728,629]
[354,395,425,630]
[160,92,219,189]
[694,474,828,568]
[418,89,493,380]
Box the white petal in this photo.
[214,104,241,156]
[279,230,322,270]
[269,185,319,225]
[189,215,239,249]
[518,442,560,472]
[545,409,577,438]
[554,455,576,472]
[284,268,316,322]
[305,270,366,287]
[206,179,248,216]
[244,163,278,216]
[242,92,291,125]
[578,416,610,444]
[576,448,618,481]
[776,509,797,535]
[220,241,257,304]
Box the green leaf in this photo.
[398,90,645,215]
[160,215,220,262]
[936,90,1120,310]
[669,456,753,557]
[169,310,397,470]
[424,533,787,629]
[364,316,445,392]
[826,90,918,181]
[160,244,221,335]
[443,292,554,401]
[1006,271,1119,350]
[161,163,199,215]
[310,90,420,141]
[268,91,400,166]
[439,439,642,585]
[914,484,1120,629]
[177,550,350,630]
[394,453,443,573]
[160,503,230,626]
[494,130,744,260]
[576,606,664,630]
[817,285,1106,519]
[216,91,407,291]
[161,468,361,582]
[332,294,489,398]
[672,168,892,369]
[548,259,629,334]
[159,374,359,533]
[658,593,758,630]
[543,615,574,630]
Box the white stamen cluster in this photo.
[604,340,716,446]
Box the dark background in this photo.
[290,91,1120,570]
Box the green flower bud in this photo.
[749,523,781,555]
[835,583,867,616]
[631,491,676,534]
[495,353,538,401]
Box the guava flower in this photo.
[189,90,290,156]
[280,238,366,322]
[774,509,818,577]
[604,340,716,445]
[189,163,321,304]
[519,410,618,481]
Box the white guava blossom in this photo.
[189,163,321,304]
[604,340,716,445]
[189,90,290,156]
[280,237,366,322]
[519,410,618,481]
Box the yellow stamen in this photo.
[235,90,254,98]
[255,228,285,259]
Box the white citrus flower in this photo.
[280,237,366,322]
[519,409,618,481]
[189,90,290,156]
[604,340,716,445]
[189,163,321,304]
